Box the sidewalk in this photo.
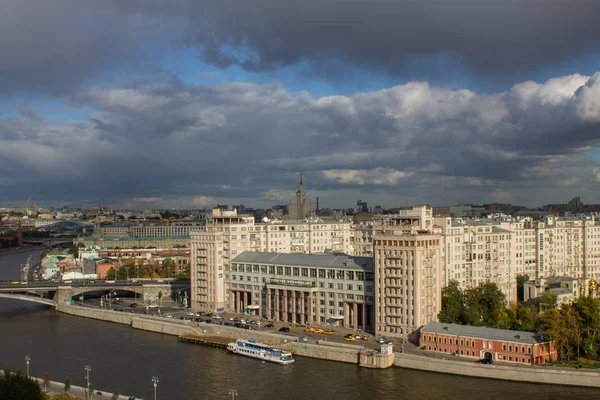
[0,370,140,399]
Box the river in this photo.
[0,251,597,399]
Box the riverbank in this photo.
[0,370,139,399]
[56,304,600,386]
[56,304,393,368]
[395,352,600,388]
[0,246,46,257]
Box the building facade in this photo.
[420,322,557,365]
[373,207,442,338]
[228,251,374,329]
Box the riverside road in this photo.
[1,250,599,400]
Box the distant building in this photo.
[523,276,583,307]
[420,322,557,365]
[287,174,312,220]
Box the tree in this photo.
[540,290,558,312]
[0,369,45,400]
[511,303,534,331]
[475,282,507,328]
[105,267,116,280]
[113,387,120,399]
[42,372,51,392]
[164,258,176,279]
[64,376,71,393]
[516,274,530,302]
[158,290,163,306]
[69,245,79,258]
[40,251,48,260]
[438,281,463,324]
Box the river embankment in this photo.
[395,352,600,388]
[57,304,600,386]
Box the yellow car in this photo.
[344,336,356,342]
[304,327,316,333]
[324,329,335,335]
[313,329,324,334]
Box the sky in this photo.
[1,0,600,210]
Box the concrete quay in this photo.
[395,352,600,388]
[56,304,394,368]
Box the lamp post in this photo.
[25,355,31,377]
[84,365,91,399]
[229,389,238,400]
[152,376,159,400]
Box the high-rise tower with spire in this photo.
[287,173,313,220]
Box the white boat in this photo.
[227,339,295,365]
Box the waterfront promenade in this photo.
[0,370,139,399]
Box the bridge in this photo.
[22,238,75,247]
[0,280,189,308]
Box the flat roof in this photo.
[231,251,373,271]
[421,322,550,345]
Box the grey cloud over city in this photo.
[1,72,599,207]
[1,0,600,208]
[2,0,600,94]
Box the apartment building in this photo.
[100,221,204,238]
[190,209,256,312]
[228,251,374,329]
[373,207,442,339]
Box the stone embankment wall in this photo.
[58,304,136,325]
[359,350,395,369]
[285,342,359,364]
[395,353,600,388]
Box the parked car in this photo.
[129,303,138,308]
[478,358,493,364]
[264,323,274,328]
[324,329,335,335]
[344,336,356,342]
[304,327,316,333]
[279,327,290,333]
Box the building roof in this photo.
[232,251,373,271]
[421,322,550,345]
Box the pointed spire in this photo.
[300,172,303,184]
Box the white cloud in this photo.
[191,196,217,207]
[593,168,600,183]
[322,168,410,185]
[132,197,162,203]
[263,189,292,201]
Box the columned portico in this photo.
[235,291,241,313]
[266,288,271,319]
[274,289,280,321]
[292,291,297,323]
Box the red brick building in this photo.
[419,322,557,365]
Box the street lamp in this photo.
[84,365,91,399]
[152,376,159,400]
[229,389,238,400]
[25,355,31,377]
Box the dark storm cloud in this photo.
[3,0,600,97]
[178,0,600,76]
[1,72,600,206]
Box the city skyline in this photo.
[1,1,600,209]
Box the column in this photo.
[292,291,297,323]
[344,302,350,328]
[353,303,359,329]
[300,291,306,324]
[235,291,240,313]
[362,303,367,330]
[308,293,314,324]
[266,288,271,320]
[325,293,330,322]
[274,289,280,321]
[243,292,248,312]
[283,290,288,322]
